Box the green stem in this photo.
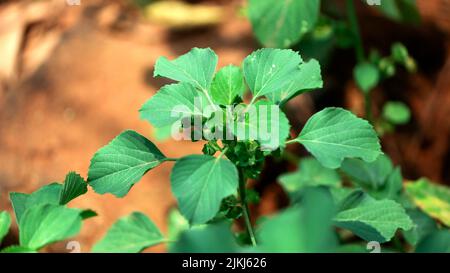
[285,139,297,145]
[217,147,229,160]
[364,92,373,123]
[238,168,257,247]
[347,0,375,122]
[164,157,178,162]
[201,88,219,112]
[346,0,365,63]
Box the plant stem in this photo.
[364,92,373,123]
[346,0,365,63]
[164,157,178,162]
[238,168,257,247]
[347,0,374,122]
[285,139,297,145]
[217,147,229,160]
[200,87,219,111]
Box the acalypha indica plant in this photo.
[1,48,449,253]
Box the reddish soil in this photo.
[0,0,448,252]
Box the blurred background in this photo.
[0,0,449,252]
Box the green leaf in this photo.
[92,212,164,253]
[210,65,245,105]
[233,100,290,151]
[248,0,320,48]
[334,199,413,242]
[153,47,218,91]
[10,183,62,224]
[376,0,421,24]
[341,155,394,190]
[382,101,411,125]
[335,189,375,212]
[88,130,166,197]
[152,125,173,141]
[171,222,239,253]
[405,178,450,227]
[243,48,303,99]
[376,167,403,200]
[354,62,380,94]
[258,187,337,252]
[0,245,37,253]
[278,157,341,197]
[0,211,11,244]
[342,156,403,200]
[80,209,98,220]
[19,204,83,250]
[265,59,323,105]
[59,172,88,205]
[140,83,207,128]
[292,107,381,169]
[171,155,239,225]
[403,209,438,246]
[9,172,88,224]
[167,208,190,243]
[416,230,450,253]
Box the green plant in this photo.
[276,154,450,252]
[0,172,96,253]
[85,47,385,249]
[247,0,417,132]
[1,48,448,253]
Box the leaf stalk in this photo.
[238,168,257,247]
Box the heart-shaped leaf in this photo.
[248,0,321,48]
[171,155,238,225]
[292,107,381,169]
[88,130,166,197]
[92,212,164,253]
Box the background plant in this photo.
[246,0,418,133]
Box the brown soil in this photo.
[0,0,449,252]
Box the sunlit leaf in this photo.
[59,172,88,205]
[171,155,238,225]
[19,204,83,250]
[88,130,166,197]
[211,65,245,105]
[405,178,450,227]
[0,211,11,244]
[93,212,164,253]
[154,47,217,92]
[248,0,320,48]
[334,199,413,242]
[233,100,290,151]
[10,183,62,224]
[140,83,207,128]
[292,107,381,169]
